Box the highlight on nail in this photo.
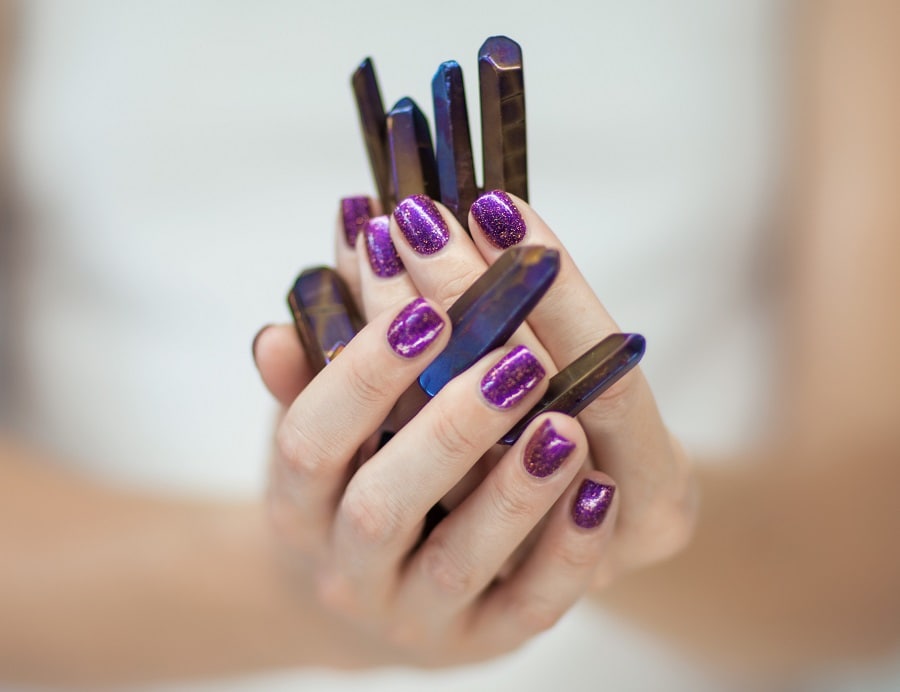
[393,194,450,255]
[471,189,526,249]
[480,345,545,409]
[386,298,446,358]
[341,196,372,247]
[572,479,615,529]
[523,419,575,478]
[364,215,404,278]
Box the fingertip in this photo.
[254,324,313,407]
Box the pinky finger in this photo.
[472,471,619,645]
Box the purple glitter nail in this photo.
[341,196,372,247]
[523,419,575,478]
[364,215,404,278]
[387,298,445,358]
[470,190,526,249]
[393,194,450,255]
[480,345,545,409]
[572,480,616,529]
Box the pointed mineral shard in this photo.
[287,267,366,374]
[352,58,393,211]
[418,245,559,397]
[387,97,440,205]
[501,333,646,444]
[432,61,478,230]
[479,36,528,202]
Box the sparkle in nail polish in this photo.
[387,298,445,358]
[341,196,372,247]
[471,190,526,249]
[572,480,615,529]
[393,194,450,255]
[481,345,545,409]
[364,215,404,278]
[523,419,575,478]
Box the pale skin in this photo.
[2,0,900,685]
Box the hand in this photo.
[254,286,618,665]
[333,190,697,585]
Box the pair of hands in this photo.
[253,191,696,666]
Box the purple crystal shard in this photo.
[387,97,440,205]
[287,267,366,373]
[352,58,393,211]
[418,245,559,397]
[501,333,646,445]
[479,36,528,202]
[432,61,478,230]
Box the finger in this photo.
[398,413,586,624]
[326,344,549,617]
[272,297,450,543]
[388,193,555,369]
[468,191,688,562]
[253,324,312,408]
[356,214,419,321]
[335,195,378,310]
[473,469,619,648]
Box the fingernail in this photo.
[572,480,616,529]
[523,419,575,478]
[341,196,372,247]
[471,190,526,249]
[387,298,446,358]
[393,194,449,255]
[481,345,545,409]
[364,215,404,278]
[252,324,273,363]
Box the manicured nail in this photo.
[393,194,449,255]
[523,419,575,478]
[572,480,616,529]
[341,196,372,247]
[364,215,404,278]
[387,298,445,358]
[471,190,526,249]
[481,345,545,409]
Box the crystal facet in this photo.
[479,36,528,202]
[432,61,478,230]
[387,97,440,204]
[287,267,366,374]
[352,58,393,211]
[418,245,559,397]
[501,333,646,444]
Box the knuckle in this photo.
[551,537,601,573]
[486,481,535,528]
[511,593,564,634]
[314,568,360,616]
[435,266,484,307]
[418,536,474,597]
[340,355,390,411]
[275,418,332,478]
[430,410,480,469]
[341,483,404,547]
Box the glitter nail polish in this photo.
[481,345,545,409]
[341,196,372,247]
[572,480,616,529]
[393,194,450,255]
[523,419,575,478]
[364,215,404,278]
[386,298,445,358]
[471,190,526,249]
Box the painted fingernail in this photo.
[387,298,446,358]
[523,419,575,478]
[572,480,616,529]
[393,194,449,255]
[364,215,404,278]
[341,196,372,247]
[481,345,545,409]
[471,190,526,249]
